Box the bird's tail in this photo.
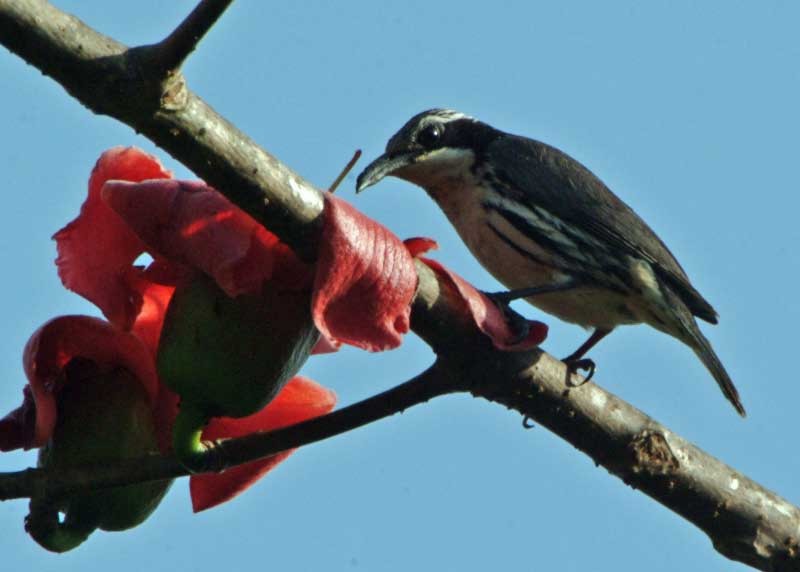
[684,322,745,417]
[653,284,744,415]
[660,288,745,416]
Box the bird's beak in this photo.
[355,152,417,193]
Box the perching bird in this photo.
[356,109,744,416]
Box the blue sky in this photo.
[1,1,798,570]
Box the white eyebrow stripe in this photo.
[426,109,472,122]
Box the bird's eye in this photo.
[416,123,443,148]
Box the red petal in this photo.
[312,194,417,351]
[419,257,548,350]
[190,376,336,512]
[15,316,159,449]
[310,333,341,355]
[102,179,312,297]
[125,262,186,356]
[403,236,439,258]
[54,147,172,329]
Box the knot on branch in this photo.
[160,71,189,111]
[629,430,679,476]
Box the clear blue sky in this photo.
[1,1,798,570]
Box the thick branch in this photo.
[0,1,798,570]
[474,352,800,571]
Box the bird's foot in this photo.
[484,291,530,344]
[486,282,578,304]
[563,357,596,385]
[485,289,518,304]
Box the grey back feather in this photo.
[486,134,718,323]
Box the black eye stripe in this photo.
[416,123,443,148]
[385,113,500,156]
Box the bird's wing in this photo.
[487,135,718,323]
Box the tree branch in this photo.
[0,1,798,569]
[148,0,235,76]
[0,358,463,502]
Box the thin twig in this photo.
[328,149,362,193]
[0,362,461,501]
[153,0,235,76]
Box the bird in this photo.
[356,108,744,416]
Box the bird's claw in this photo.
[486,289,517,304]
[564,357,596,385]
[484,291,531,344]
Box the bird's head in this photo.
[356,109,500,193]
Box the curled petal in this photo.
[310,333,341,355]
[17,316,160,449]
[190,376,336,512]
[403,236,439,258]
[102,179,311,297]
[419,257,548,350]
[54,147,172,329]
[313,194,417,351]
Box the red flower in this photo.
[6,315,173,552]
[1,148,337,512]
[54,146,426,508]
[0,315,161,452]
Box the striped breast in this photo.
[426,176,647,330]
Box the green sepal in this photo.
[29,360,172,552]
[157,274,318,419]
